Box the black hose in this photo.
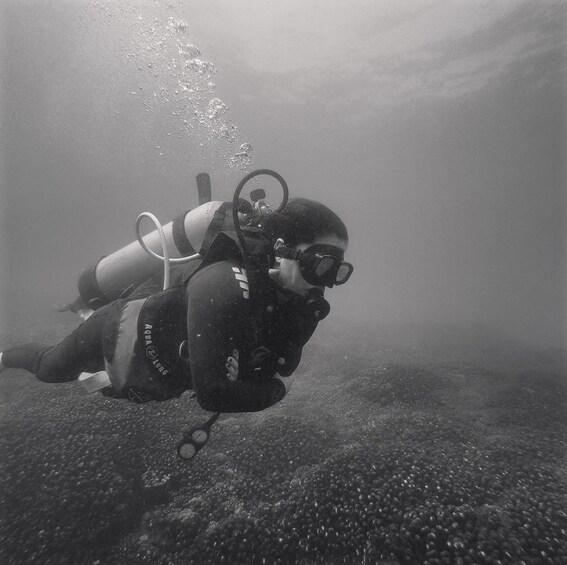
[232,169,289,258]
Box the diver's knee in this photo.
[35,370,63,383]
[35,366,75,383]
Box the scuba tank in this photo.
[58,170,288,317]
[74,199,220,307]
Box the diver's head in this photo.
[262,198,352,297]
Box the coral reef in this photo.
[1,326,566,564]
[346,362,455,407]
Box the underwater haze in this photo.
[0,0,565,348]
[1,1,567,564]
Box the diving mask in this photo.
[275,244,353,288]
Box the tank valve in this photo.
[250,188,271,216]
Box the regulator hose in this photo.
[231,169,289,258]
[135,212,201,291]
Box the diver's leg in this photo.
[1,304,112,383]
[0,343,52,375]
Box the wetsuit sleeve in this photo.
[277,346,303,377]
[275,307,319,377]
[186,261,287,413]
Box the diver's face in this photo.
[269,234,349,296]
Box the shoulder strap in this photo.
[200,202,233,257]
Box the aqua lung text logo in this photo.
[143,324,169,376]
[232,267,249,299]
[146,345,158,360]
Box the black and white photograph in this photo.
[1,1,566,563]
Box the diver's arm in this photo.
[231,354,297,392]
[186,261,287,413]
[192,366,287,413]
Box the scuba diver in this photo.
[0,170,352,417]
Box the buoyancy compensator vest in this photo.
[101,286,190,402]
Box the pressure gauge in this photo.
[177,412,221,461]
[192,429,209,444]
[178,442,197,460]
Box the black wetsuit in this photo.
[185,257,318,412]
[2,239,319,413]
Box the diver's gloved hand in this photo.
[248,346,273,367]
[246,346,280,379]
[226,349,239,382]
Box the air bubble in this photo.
[89,1,250,171]
[230,143,253,168]
[238,143,252,156]
[186,59,217,75]
[179,43,200,60]
[166,17,187,34]
[207,98,228,119]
